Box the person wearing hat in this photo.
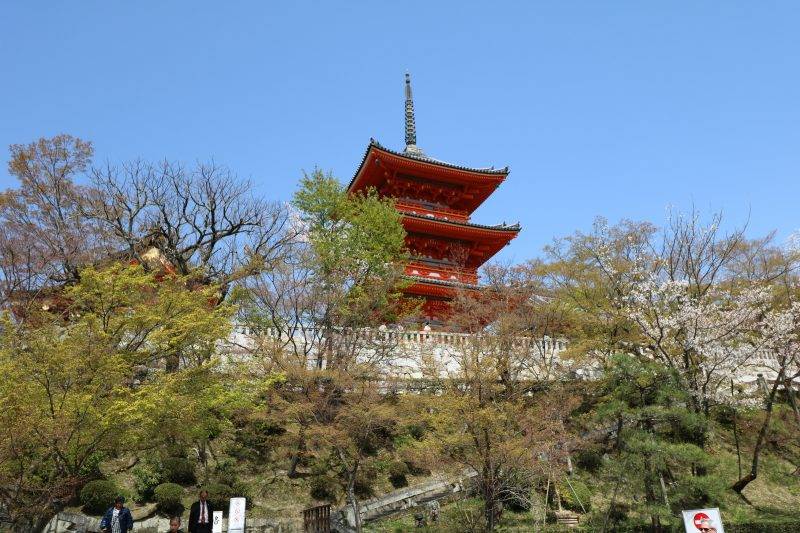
[100,495,134,533]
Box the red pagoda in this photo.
[348,74,519,322]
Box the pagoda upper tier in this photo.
[347,74,520,321]
[348,140,509,222]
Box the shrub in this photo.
[162,457,196,485]
[309,476,337,501]
[353,464,378,499]
[439,498,485,533]
[78,452,106,478]
[231,480,254,509]
[132,458,163,502]
[670,475,724,511]
[388,461,409,488]
[727,519,800,533]
[205,482,234,514]
[405,423,426,441]
[154,483,184,515]
[80,479,118,515]
[559,477,591,513]
[574,447,603,473]
[404,459,430,477]
[213,457,238,486]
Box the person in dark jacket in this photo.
[187,490,213,533]
[100,496,134,533]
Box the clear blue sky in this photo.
[2,2,799,262]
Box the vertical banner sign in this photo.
[682,508,725,533]
[212,511,223,533]
[228,497,246,533]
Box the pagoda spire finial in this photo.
[404,72,423,155]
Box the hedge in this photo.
[154,482,184,515]
[205,482,234,514]
[80,480,118,515]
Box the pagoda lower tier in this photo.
[397,213,519,322]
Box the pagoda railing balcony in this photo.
[396,201,469,222]
[406,262,478,285]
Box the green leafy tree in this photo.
[590,355,719,532]
[238,170,411,531]
[0,264,233,529]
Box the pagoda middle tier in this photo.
[348,140,520,321]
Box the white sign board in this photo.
[682,508,725,533]
[212,510,223,533]
[228,497,246,532]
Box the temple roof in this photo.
[348,139,508,191]
[401,212,520,233]
[404,275,477,288]
[348,141,510,216]
[403,276,479,300]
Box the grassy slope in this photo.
[367,411,800,531]
[76,409,798,531]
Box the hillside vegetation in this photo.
[1,136,800,533]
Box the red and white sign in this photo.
[682,508,725,533]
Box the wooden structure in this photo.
[348,74,519,322]
[302,504,331,533]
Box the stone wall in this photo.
[41,511,297,533]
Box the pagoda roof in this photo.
[348,141,510,214]
[402,213,519,268]
[404,275,477,288]
[401,212,521,233]
[349,139,508,186]
[403,275,478,299]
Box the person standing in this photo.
[100,496,134,533]
[188,490,214,533]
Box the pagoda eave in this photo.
[348,142,509,214]
[403,277,478,299]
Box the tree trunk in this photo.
[786,377,800,429]
[643,456,661,532]
[482,463,497,531]
[346,475,361,533]
[732,371,783,493]
[339,453,361,533]
[731,379,742,479]
[287,453,302,478]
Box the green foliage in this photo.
[0,261,242,527]
[354,463,378,499]
[153,483,184,515]
[559,477,592,513]
[670,473,725,510]
[589,354,717,525]
[78,452,107,478]
[309,475,338,502]
[80,480,118,515]
[291,169,409,323]
[162,457,196,485]
[726,518,800,533]
[231,480,254,509]
[574,447,603,473]
[132,458,163,502]
[205,482,234,514]
[212,456,239,487]
[387,461,409,488]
